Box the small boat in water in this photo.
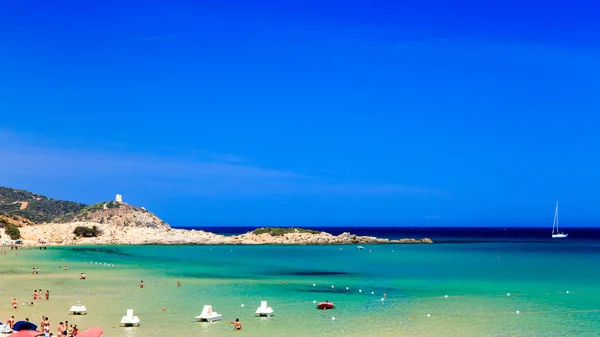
[255,300,274,317]
[120,309,140,327]
[317,301,334,310]
[552,201,568,239]
[195,305,223,322]
[69,300,87,315]
[357,246,365,250]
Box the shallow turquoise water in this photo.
[2,242,600,336]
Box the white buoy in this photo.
[516,310,520,314]
[359,289,362,293]
[313,283,316,287]
[332,285,335,288]
[381,298,384,301]
[566,291,570,294]
[506,293,510,296]
[241,304,244,307]
[444,295,448,298]
[345,287,349,290]
[313,300,316,303]
[371,291,374,295]
[427,314,431,317]
[331,317,336,320]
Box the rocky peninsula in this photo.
[1,187,432,246]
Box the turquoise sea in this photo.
[2,232,600,336]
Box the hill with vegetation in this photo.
[0,186,86,223]
[2,186,433,246]
[54,201,169,229]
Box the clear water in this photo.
[1,240,600,336]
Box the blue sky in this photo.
[1,1,599,227]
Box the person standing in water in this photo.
[11,299,17,309]
[230,318,242,331]
[139,281,144,288]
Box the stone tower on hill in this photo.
[115,194,123,203]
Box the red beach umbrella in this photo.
[9,331,44,337]
[77,327,104,337]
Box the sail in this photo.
[552,201,559,234]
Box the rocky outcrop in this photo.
[234,231,432,244]
[19,221,432,246]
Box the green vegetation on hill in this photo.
[252,227,322,236]
[73,225,102,237]
[0,186,86,223]
[55,201,122,223]
[0,219,21,240]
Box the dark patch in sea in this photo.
[68,247,134,257]
[275,271,353,276]
[174,271,259,280]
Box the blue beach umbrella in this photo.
[12,321,37,331]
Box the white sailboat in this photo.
[552,201,568,239]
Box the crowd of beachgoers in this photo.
[1,246,89,336]
[3,314,80,336]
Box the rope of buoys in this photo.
[218,297,394,310]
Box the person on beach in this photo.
[64,320,69,335]
[32,268,35,275]
[72,325,78,336]
[7,316,14,328]
[57,322,64,336]
[12,299,18,309]
[139,281,144,288]
[67,324,73,336]
[43,317,50,335]
[230,318,242,331]
[40,316,45,330]
[33,290,38,301]
[177,281,181,287]
[45,290,49,300]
